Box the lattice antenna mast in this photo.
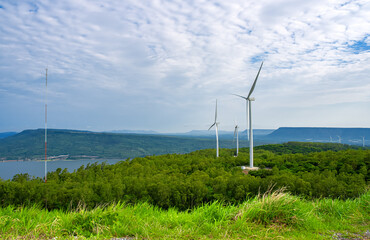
[45,68,48,183]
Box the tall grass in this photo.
[0,189,369,239]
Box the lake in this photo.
[0,159,123,180]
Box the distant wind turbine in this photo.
[233,62,263,168]
[233,121,239,157]
[362,136,365,147]
[208,100,219,157]
[338,135,341,144]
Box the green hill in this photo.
[0,129,256,160]
[2,129,363,161]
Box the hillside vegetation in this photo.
[1,143,368,211]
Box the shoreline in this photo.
[0,158,125,163]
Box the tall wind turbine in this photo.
[338,135,341,144]
[362,136,365,147]
[233,62,263,168]
[233,121,239,157]
[208,100,219,157]
[44,68,48,183]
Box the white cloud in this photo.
[0,0,369,132]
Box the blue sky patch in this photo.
[28,3,39,13]
[347,37,370,54]
[250,52,267,63]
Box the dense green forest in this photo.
[255,141,363,154]
[0,142,368,211]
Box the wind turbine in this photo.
[233,62,263,168]
[362,136,365,147]
[338,135,341,144]
[233,121,239,157]
[208,99,219,157]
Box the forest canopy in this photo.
[0,142,368,211]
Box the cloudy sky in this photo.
[0,0,369,133]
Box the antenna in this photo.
[44,68,48,183]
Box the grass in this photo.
[0,189,369,239]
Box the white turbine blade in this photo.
[215,99,218,122]
[247,61,263,99]
[232,93,248,100]
[208,122,216,131]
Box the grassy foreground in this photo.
[0,189,369,239]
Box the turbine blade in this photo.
[232,93,248,100]
[247,61,263,99]
[215,99,218,122]
[208,122,216,131]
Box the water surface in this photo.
[0,159,123,180]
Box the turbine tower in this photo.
[208,100,219,157]
[233,121,239,157]
[338,135,341,144]
[233,62,263,168]
[44,68,48,183]
[363,136,365,147]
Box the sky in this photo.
[0,0,369,133]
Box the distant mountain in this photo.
[241,129,275,136]
[0,132,17,139]
[2,127,367,161]
[0,128,255,160]
[265,127,370,145]
[176,130,234,136]
[108,130,158,134]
